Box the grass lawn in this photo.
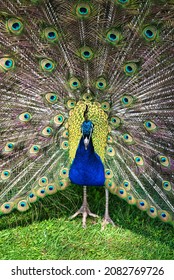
[0,186,173,260]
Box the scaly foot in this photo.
[70,204,99,228]
[101,214,116,230]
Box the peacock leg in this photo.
[102,188,116,230]
[70,186,99,228]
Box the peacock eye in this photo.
[4,142,15,153]
[6,18,24,35]
[61,140,69,150]
[60,167,69,178]
[158,155,170,167]
[101,101,110,112]
[43,27,59,43]
[67,99,76,109]
[1,170,11,180]
[62,130,69,138]
[17,200,29,212]
[158,210,171,222]
[0,57,15,72]
[68,77,81,90]
[40,58,56,72]
[105,169,113,178]
[143,26,158,41]
[134,156,144,166]
[106,146,115,156]
[41,126,53,137]
[123,180,131,190]
[29,145,40,155]
[28,192,37,203]
[137,199,149,211]
[106,29,122,45]
[95,77,107,90]
[35,187,46,199]
[124,62,138,76]
[19,112,32,122]
[110,116,121,128]
[144,120,157,132]
[107,135,113,143]
[1,202,14,214]
[75,3,91,18]
[39,176,48,186]
[121,95,134,107]
[82,92,93,101]
[80,47,94,60]
[46,184,57,195]
[122,133,134,145]
[162,181,171,191]
[45,93,58,104]
[105,179,116,190]
[53,114,64,125]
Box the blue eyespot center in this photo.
[145,29,153,38]
[48,31,56,39]
[29,193,34,198]
[5,59,13,68]
[12,22,21,31]
[140,201,145,206]
[124,182,129,187]
[24,114,30,119]
[124,135,129,140]
[146,122,151,128]
[123,97,128,103]
[20,202,26,207]
[8,143,13,149]
[41,190,45,194]
[136,157,140,162]
[41,178,46,183]
[79,7,88,15]
[83,51,90,58]
[164,182,169,187]
[45,62,52,69]
[49,186,54,191]
[98,82,104,88]
[4,171,9,176]
[161,213,166,218]
[119,190,124,195]
[128,196,132,200]
[109,33,117,41]
[150,207,155,213]
[5,204,10,209]
[161,157,166,163]
[72,81,78,86]
[33,146,39,151]
[126,65,133,73]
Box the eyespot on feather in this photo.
[17,200,29,212]
[6,18,24,35]
[1,170,11,180]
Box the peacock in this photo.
[0,0,174,229]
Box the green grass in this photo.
[0,186,174,260]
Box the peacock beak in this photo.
[84,137,89,150]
